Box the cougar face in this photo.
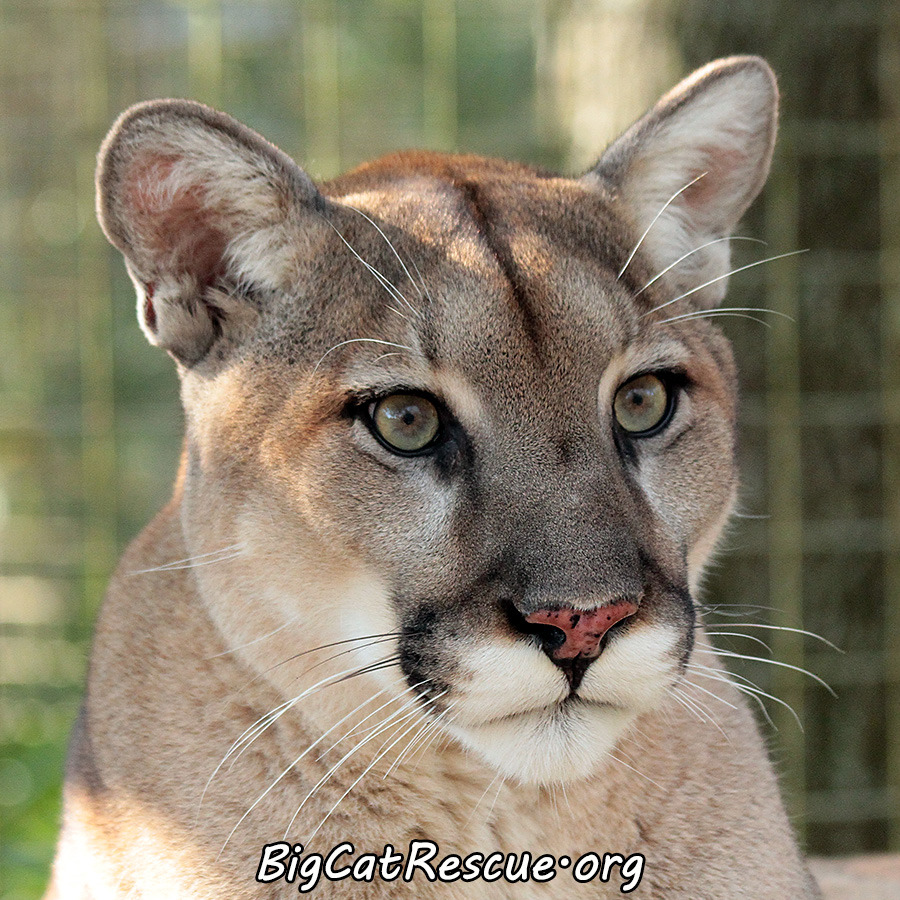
[96,57,770,788]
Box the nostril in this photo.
[505,600,567,652]
[526,620,567,654]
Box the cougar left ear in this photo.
[97,100,324,365]
[588,56,778,308]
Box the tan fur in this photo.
[47,57,820,897]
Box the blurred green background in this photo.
[0,0,897,896]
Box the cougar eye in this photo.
[613,373,673,437]
[371,393,441,454]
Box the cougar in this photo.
[46,56,821,898]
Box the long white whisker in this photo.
[385,700,455,777]
[679,677,739,711]
[669,685,709,725]
[381,716,433,781]
[128,544,245,575]
[700,647,836,696]
[213,688,389,858]
[412,708,459,771]
[283,635,402,684]
[606,749,664,790]
[645,248,808,315]
[670,684,731,743]
[464,771,504,829]
[702,622,842,652]
[703,632,772,653]
[216,653,403,785]
[345,204,426,306]
[687,663,800,729]
[635,236,765,297]
[285,696,436,840]
[370,351,404,364]
[656,307,794,329]
[306,703,442,843]
[323,216,418,317]
[206,615,302,659]
[320,683,428,755]
[698,602,779,617]
[485,773,507,819]
[385,305,411,323]
[618,172,708,280]
[312,338,414,376]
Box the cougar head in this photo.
[97,57,776,784]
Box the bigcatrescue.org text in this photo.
[256,840,645,893]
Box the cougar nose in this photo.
[524,601,639,662]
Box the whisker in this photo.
[679,677,739,711]
[312,338,414,377]
[698,602,778,617]
[385,701,456,776]
[644,248,808,316]
[668,685,708,725]
[606,749,664,791]
[328,654,404,687]
[322,215,418,318]
[370,351,404,364]
[411,707,459,771]
[701,622,842,652]
[634,235,766,297]
[703,632,772,653]
[687,663,801,729]
[618,172,708,280]
[279,635,403,686]
[306,700,444,843]
[464,770,504,829]
[345,204,426,308]
[670,684,731,743]
[385,306,411,323]
[656,306,794,329]
[264,631,409,672]
[284,695,434,840]
[700,647,836,696]
[658,311,771,329]
[485,773,507,819]
[318,681,431,757]
[212,688,390,857]
[670,684,727,740]
[379,694,446,780]
[127,544,245,576]
[215,652,404,785]
[206,614,302,659]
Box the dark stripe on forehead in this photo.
[453,177,548,362]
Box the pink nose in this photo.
[524,601,639,660]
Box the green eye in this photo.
[613,374,672,436]
[371,393,441,453]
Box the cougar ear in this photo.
[97,100,323,365]
[589,56,778,308]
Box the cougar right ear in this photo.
[97,100,325,365]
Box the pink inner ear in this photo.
[124,153,228,284]
[681,146,748,210]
